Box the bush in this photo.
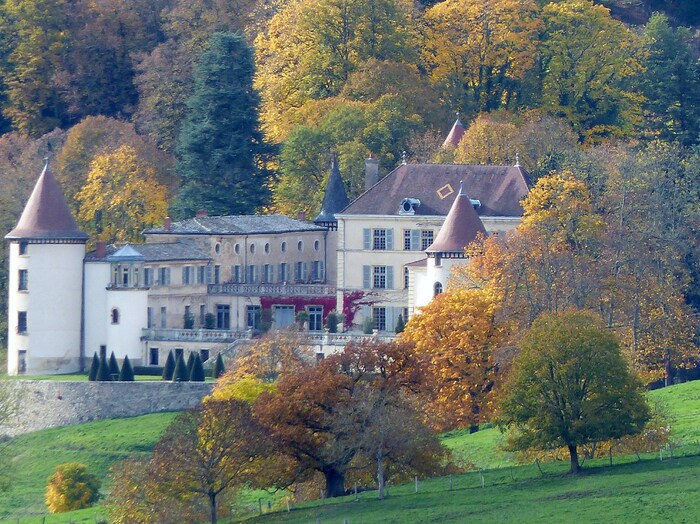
[172,354,189,382]
[162,351,176,380]
[325,312,338,333]
[133,365,164,376]
[108,352,120,377]
[363,316,375,334]
[183,311,195,329]
[97,356,112,381]
[204,313,216,329]
[395,314,405,334]
[190,354,205,382]
[119,355,135,381]
[45,462,101,513]
[88,353,99,381]
[212,353,225,379]
[186,352,195,376]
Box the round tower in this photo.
[5,160,88,375]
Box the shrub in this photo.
[45,462,100,513]
[172,354,189,382]
[88,353,99,381]
[133,365,164,376]
[162,351,176,380]
[183,311,195,329]
[186,352,195,376]
[97,356,112,381]
[119,355,135,381]
[363,316,374,334]
[108,352,120,377]
[325,312,338,333]
[190,354,205,382]
[204,313,216,329]
[395,314,405,334]
[212,353,225,379]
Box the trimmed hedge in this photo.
[133,365,164,376]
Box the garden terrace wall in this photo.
[0,381,213,436]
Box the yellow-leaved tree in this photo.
[76,144,169,244]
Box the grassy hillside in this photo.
[1,381,698,523]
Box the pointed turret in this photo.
[426,182,486,256]
[6,160,87,241]
[314,156,349,230]
[442,117,465,149]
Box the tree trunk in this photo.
[324,468,346,498]
[568,445,580,474]
[209,492,217,524]
[377,452,385,500]
[664,350,672,387]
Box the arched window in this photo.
[433,282,443,296]
[111,308,120,324]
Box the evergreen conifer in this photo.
[172,353,189,382]
[97,355,112,381]
[395,314,405,334]
[88,353,100,381]
[119,355,135,381]
[190,353,205,382]
[186,352,195,376]
[212,353,225,379]
[162,351,176,380]
[108,352,120,378]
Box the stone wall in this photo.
[0,380,213,436]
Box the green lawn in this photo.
[1,381,698,523]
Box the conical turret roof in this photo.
[6,160,88,241]
[314,156,349,224]
[442,117,465,149]
[426,183,486,254]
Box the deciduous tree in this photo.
[45,462,100,513]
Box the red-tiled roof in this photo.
[340,163,529,217]
[426,185,486,253]
[6,162,88,241]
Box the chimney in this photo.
[297,211,307,222]
[164,216,172,231]
[365,153,379,191]
[95,241,107,259]
[196,209,208,218]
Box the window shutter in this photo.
[386,266,394,289]
[320,261,325,280]
[303,262,308,281]
[411,230,420,250]
[386,229,394,250]
[363,265,371,289]
[206,266,212,284]
[363,228,371,250]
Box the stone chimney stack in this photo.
[365,153,379,191]
[164,216,172,231]
[297,211,307,222]
[95,241,107,259]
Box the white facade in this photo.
[7,242,85,375]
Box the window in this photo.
[17,311,27,334]
[250,243,256,254]
[214,265,221,284]
[147,307,154,328]
[365,228,394,250]
[184,305,192,328]
[197,266,208,284]
[279,263,289,282]
[247,305,261,329]
[122,266,130,287]
[281,241,287,252]
[294,261,306,282]
[111,308,119,324]
[18,350,27,374]
[363,265,394,289]
[298,241,303,252]
[404,230,412,250]
[421,230,435,250]
[200,349,210,362]
[404,267,409,289]
[216,304,230,330]
[263,264,273,283]
[160,306,167,328]
[434,282,443,296]
[314,240,320,251]
[232,265,241,283]
[215,242,221,254]
[312,261,324,281]
[373,307,386,331]
[235,243,241,254]
[247,264,257,283]
[19,241,28,255]
[149,348,159,366]
[265,243,270,254]
[144,267,153,286]
[308,306,323,331]
[182,266,194,285]
[199,305,206,327]
[18,269,28,291]
[158,267,170,286]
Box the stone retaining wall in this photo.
[0,381,213,436]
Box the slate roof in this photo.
[340,163,529,217]
[426,184,486,253]
[6,161,88,241]
[315,157,349,224]
[443,118,465,149]
[144,214,325,235]
[85,241,210,263]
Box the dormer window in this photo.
[399,198,421,215]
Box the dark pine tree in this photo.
[88,353,100,381]
[108,352,120,378]
[190,353,206,382]
[395,314,405,334]
[186,352,195,377]
[162,350,176,380]
[97,355,112,381]
[172,353,189,382]
[212,353,225,379]
[171,32,273,218]
[119,355,135,381]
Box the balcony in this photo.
[142,328,251,343]
[208,283,336,297]
[306,331,396,346]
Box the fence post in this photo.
[415,476,418,493]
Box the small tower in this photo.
[5,160,88,375]
[414,182,486,308]
[314,155,349,231]
[442,115,465,150]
